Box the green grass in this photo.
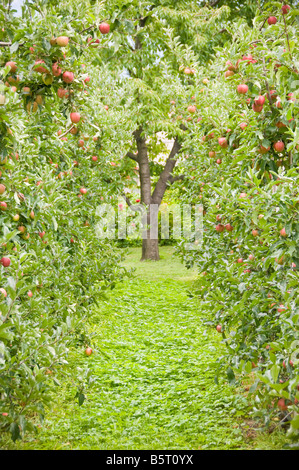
[0,247,288,450]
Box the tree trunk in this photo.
[141,205,160,261]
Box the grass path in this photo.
[1,247,287,450]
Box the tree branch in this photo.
[126,151,139,162]
[122,194,144,213]
[151,136,182,205]
[168,174,185,184]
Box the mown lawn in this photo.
[0,247,288,450]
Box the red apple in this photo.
[99,22,110,34]
[218,137,228,148]
[225,223,233,232]
[273,141,285,152]
[237,84,248,94]
[80,188,87,194]
[62,71,74,83]
[277,398,288,411]
[0,288,7,297]
[70,112,80,123]
[27,290,33,298]
[281,5,290,15]
[268,16,277,25]
[0,257,11,267]
[215,224,224,233]
[52,62,62,76]
[0,184,6,194]
[254,95,265,106]
[187,105,196,113]
[239,122,247,130]
[280,227,287,237]
[57,88,67,98]
[216,325,222,333]
[6,61,17,73]
[0,202,7,211]
[34,60,48,73]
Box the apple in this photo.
[52,62,62,76]
[39,231,45,238]
[0,288,7,297]
[281,5,290,14]
[224,70,234,78]
[237,258,243,263]
[0,202,7,211]
[273,141,285,152]
[218,137,228,148]
[239,192,247,198]
[35,95,43,105]
[216,325,222,333]
[277,304,287,313]
[248,254,254,261]
[252,229,259,237]
[209,151,216,158]
[18,225,26,233]
[252,101,263,112]
[215,224,224,233]
[12,214,19,221]
[78,139,84,147]
[216,158,222,164]
[70,112,80,123]
[259,145,270,154]
[0,257,11,267]
[187,105,196,113]
[277,398,288,411]
[91,156,98,162]
[5,61,17,73]
[254,95,265,106]
[104,105,109,111]
[56,36,69,46]
[62,71,74,83]
[80,188,87,194]
[0,183,6,194]
[85,347,93,356]
[70,238,75,243]
[267,16,277,25]
[34,60,48,73]
[280,227,287,237]
[237,84,248,94]
[239,122,247,130]
[27,290,33,298]
[99,22,110,34]
[70,126,78,135]
[57,88,67,98]
[225,223,233,231]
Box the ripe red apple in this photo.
[248,254,254,261]
[70,238,75,243]
[99,22,110,34]
[215,224,224,233]
[56,36,69,47]
[239,122,247,130]
[216,214,222,221]
[84,76,90,84]
[277,304,287,313]
[273,141,285,152]
[0,202,7,211]
[85,347,93,356]
[0,257,11,267]
[70,112,80,123]
[252,101,263,112]
[268,16,277,25]
[216,158,222,164]
[237,84,248,94]
[27,290,33,298]
[6,61,17,73]
[216,325,222,333]
[252,229,259,237]
[91,156,98,162]
[281,5,290,15]
[277,398,288,411]
[57,88,67,98]
[218,137,228,148]
[62,71,74,83]
[39,231,45,238]
[225,223,233,231]
[80,188,87,194]
[280,227,287,237]
[254,95,265,106]
[34,60,48,73]
[209,151,216,158]
[224,70,234,78]
[0,183,6,194]
[52,62,62,76]
[70,126,78,135]
[237,258,243,263]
